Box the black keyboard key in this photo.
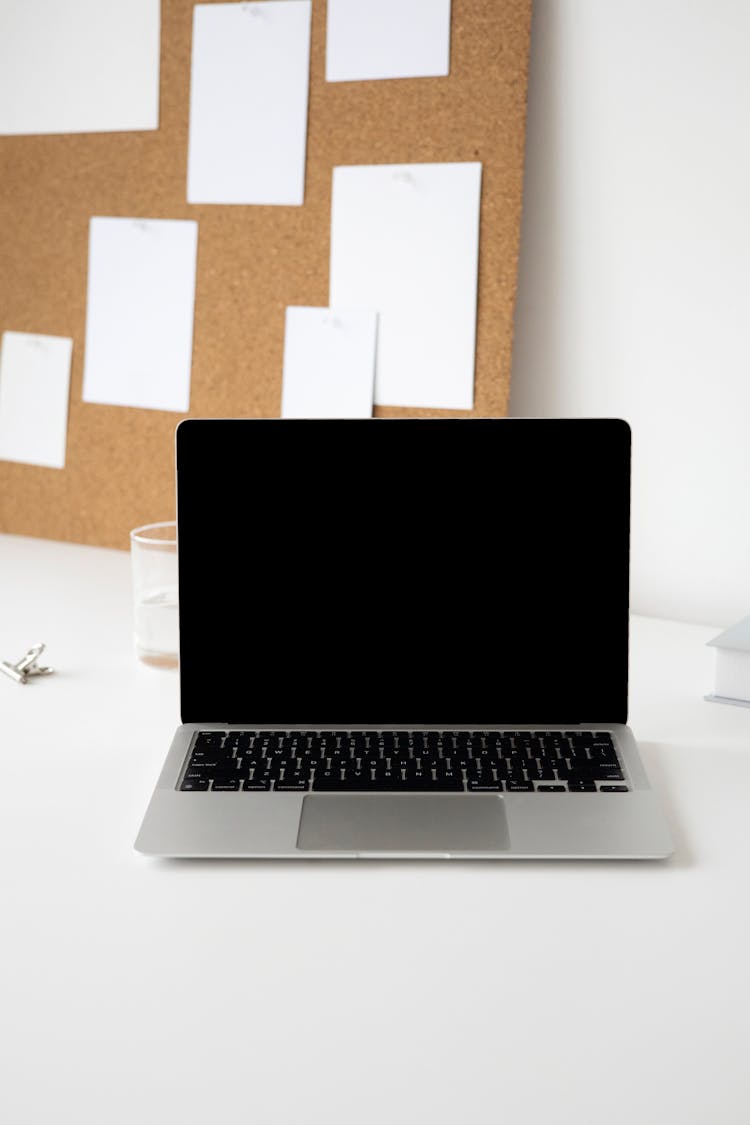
[195,731,224,746]
[416,751,441,767]
[434,766,463,782]
[180,778,209,791]
[265,746,289,760]
[342,769,370,785]
[212,779,240,791]
[373,767,401,782]
[537,785,566,792]
[300,749,325,766]
[329,747,353,762]
[187,756,223,770]
[502,747,531,760]
[467,780,503,792]
[527,766,556,781]
[360,747,382,762]
[568,746,593,760]
[224,732,253,751]
[243,779,271,791]
[201,768,241,783]
[567,780,597,792]
[250,766,273,781]
[262,759,288,776]
[504,765,529,778]
[274,780,310,791]
[281,769,310,784]
[600,785,629,792]
[312,778,346,791]
[593,769,624,781]
[505,781,534,792]
[430,777,465,791]
[405,771,437,789]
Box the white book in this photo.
[706,615,750,707]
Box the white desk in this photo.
[1,532,749,1125]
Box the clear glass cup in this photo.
[130,521,179,668]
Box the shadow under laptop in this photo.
[634,740,691,869]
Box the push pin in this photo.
[0,642,54,685]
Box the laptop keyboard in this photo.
[179,731,628,793]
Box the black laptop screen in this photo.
[177,419,630,725]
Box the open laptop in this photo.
[135,418,673,859]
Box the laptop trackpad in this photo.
[297,795,509,853]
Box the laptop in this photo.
[135,417,673,859]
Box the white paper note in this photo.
[82,218,198,413]
[0,332,73,468]
[326,0,451,83]
[0,0,160,135]
[281,307,377,418]
[329,163,481,410]
[187,1,312,206]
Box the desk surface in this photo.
[1,532,749,1125]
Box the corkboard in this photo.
[0,0,530,549]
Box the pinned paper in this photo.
[326,0,451,83]
[0,0,160,135]
[82,218,198,413]
[187,1,312,206]
[281,307,377,418]
[329,162,481,410]
[0,332,73,468]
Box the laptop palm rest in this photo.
[296,795,510,853]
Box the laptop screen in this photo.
[177,419,630,725]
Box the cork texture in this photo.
[0,0,531,549]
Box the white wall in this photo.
[510,0,750,627]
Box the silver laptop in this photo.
[135,418,673,859]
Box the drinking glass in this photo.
[130,521,178,668]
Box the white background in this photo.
[510,0,750,628]
[2,533,750,1124]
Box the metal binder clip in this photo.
[0,642,54,685]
